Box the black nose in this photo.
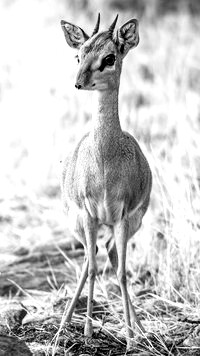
[75,83,82,89]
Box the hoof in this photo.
[84,322,93,338]
[126,337,137,351]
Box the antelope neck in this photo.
[91,88,122,141]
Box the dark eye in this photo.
[104,54,115,66]
[98,54,116,72]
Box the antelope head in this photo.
[61,14,139,91]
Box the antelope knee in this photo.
[117,270,127,285]
[88,266,97,280]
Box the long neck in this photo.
[91,88,122,140]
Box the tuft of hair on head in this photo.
[91,13,101,37]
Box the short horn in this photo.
[91,13,100,36]
[108,14,118,37]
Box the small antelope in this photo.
[60,14,152,348]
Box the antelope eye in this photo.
[104,54,115,66]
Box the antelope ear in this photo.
[61,20,89,49]
[117,19,139,56]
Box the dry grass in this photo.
[0,0,200,355]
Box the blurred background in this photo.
[0,0,200,295]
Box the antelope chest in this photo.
[79,152,125,224]
[64,134,137,226]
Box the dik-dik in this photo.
[60,14,152,348]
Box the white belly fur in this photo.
[85,191,124,225]
[66,192,144,233]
